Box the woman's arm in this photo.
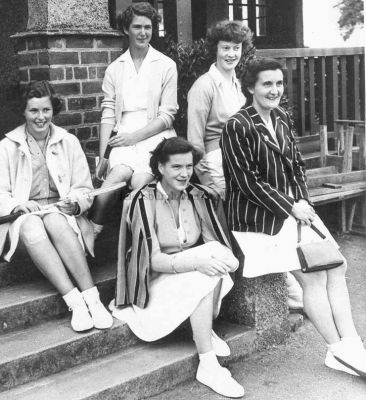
[0,142,23,216]
[221,117,295,219]
[187,80,216,188]
[67,135,94,215]
[108,118,166,147]
[108,62,178,148]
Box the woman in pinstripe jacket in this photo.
[221,58,366,377]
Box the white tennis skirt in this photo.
[232,214,339,278]
[109,111,176,174]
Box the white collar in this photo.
[208,63,238,87]
[156,182,188,200]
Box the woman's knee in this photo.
[107,164,133,183]
[292,269,327,290]
[130,173,153,190]
[43,213,70,236]
[19,215,47,245]
[327,260,347,280]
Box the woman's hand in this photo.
[291,199,316,225]
[195,254,232,276]
[57,199,79,216]
[13,201,42,214]
[108,132,137,147]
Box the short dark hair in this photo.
[149,137,203,181]
[117,2,161,34]
[242,57,284,105]
[206,20,252,60]
[21,80,62,115]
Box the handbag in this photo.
[296,222,344,273]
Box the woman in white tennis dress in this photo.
[90,2,178,235]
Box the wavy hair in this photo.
[21,80,62,116]
[116,2,161,34]
[149,137,203,181]
[206,20,252,60]
[242,57,284,105]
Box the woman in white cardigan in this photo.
[0,81,112,332]
[90,2,178,236]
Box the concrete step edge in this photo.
[0,263,116,334]
[0,323,256,400]
[0,317,139,392]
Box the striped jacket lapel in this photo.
[246,106,283,155]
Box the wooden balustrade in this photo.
[257,47,365,136]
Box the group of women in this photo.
[0,2,365,398]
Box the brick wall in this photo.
[17,33,123,154]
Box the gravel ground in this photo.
[151,234,366,400]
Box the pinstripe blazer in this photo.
[220,105,310,235]
[115,182,234,309]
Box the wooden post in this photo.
[356,124,366,170]
[319,125,328,167]
[176,0,192,43]
[342,125,355,173]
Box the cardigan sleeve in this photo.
[0,140,20,216]
[100,64,116,126]
[221,117,295,219]
[67,135,94,214]
[157,60,178,129]
[187,79,217,188]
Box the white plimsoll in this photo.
[196,361,244,398]
[328,336,366,377]
[324,350,359,376]
[82,286,113,329]
[63,287,94,332]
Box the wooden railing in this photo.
[257,47,365,136]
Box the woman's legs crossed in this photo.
[326,261,358,338]
[291,269,341,344]
[19,215,74,295]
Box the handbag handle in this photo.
[297,221,327,243]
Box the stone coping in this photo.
[12,29,123,39]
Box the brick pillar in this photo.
[12,0,123,170]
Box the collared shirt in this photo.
[120,48,152,112]
[261,117,279,145]
[26,128,58,202]
[153,182,201,255]
[101,45,178,129]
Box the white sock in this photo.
[341,336,363,347]
[198,350,220,369]
[327,340,342,354]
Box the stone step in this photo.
[0,322,256,400]
[0,257,42,288]
[0,317,139,392]
[0,262,116,335]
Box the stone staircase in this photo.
[0,227,257,399]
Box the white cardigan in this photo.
[0,124,94,259]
